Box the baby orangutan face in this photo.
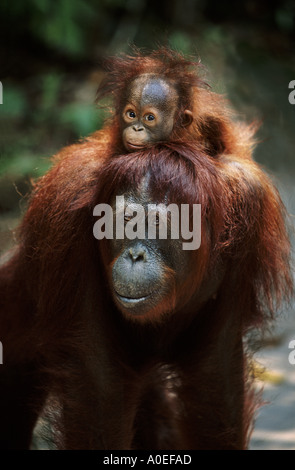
[121,74,193,151]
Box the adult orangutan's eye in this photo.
[124,212,133,222]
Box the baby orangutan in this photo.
[120,74,193,151]
[94,47,249,159]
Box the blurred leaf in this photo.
[39,74,63,112]
[0,153,52,178]
[60,103,103,136]
[0,85,27,118]
[275,8,294,32]
[31,0,52,14]
[169,32,193,54]
[30,0,97,57]
[101,0,128,8]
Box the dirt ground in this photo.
[250,306,295,450]
[250,175,295,450]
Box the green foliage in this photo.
[0,153,52,179]
[30,0,93,57]
[0,72,101,177]
[275,7,294,32]
[169,32,194,54]
[0,86,27,118]
[2,0,99,58]
[60,103,103,137]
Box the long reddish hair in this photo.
[93,142,292,327]
[18,139,292,333]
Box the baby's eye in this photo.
[145,114,155,121]
[126,110,136,119]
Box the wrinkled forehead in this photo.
[127,74,177,108]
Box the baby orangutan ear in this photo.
[182,109,194,127]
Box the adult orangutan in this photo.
[0,48,292,450]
